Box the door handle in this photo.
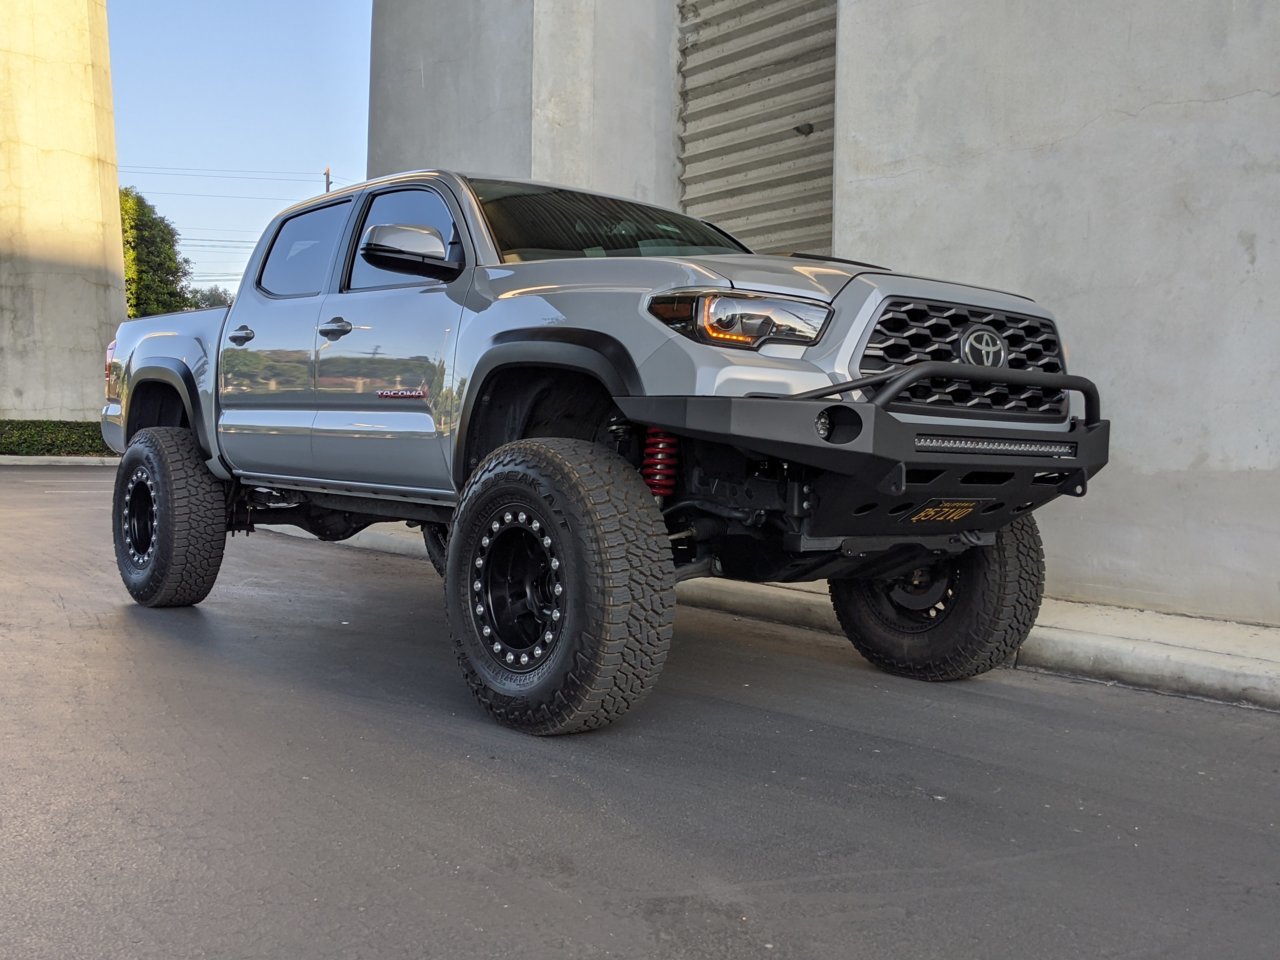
[227,325,255,346]
[318,316,353,341]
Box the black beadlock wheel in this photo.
[112,427,228,607]
[445,438,675,735]
[829,515,1045,681]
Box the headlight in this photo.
[648,291,831,350]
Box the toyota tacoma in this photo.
[102,171,1109,734]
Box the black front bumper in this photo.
[616,364,1109,545]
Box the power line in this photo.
[121,164,361,187]
[175,226,260,233]
[121,169,329,184]
[122,163,337,177]
[142,190,302,201]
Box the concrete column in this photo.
[831,0,1280,625]
[368,0,679,206]
[0,0,126,420]
[529,0,679,206]
[368,0,536,181]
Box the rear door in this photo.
[311,184,467,492]
[217,199,353,477]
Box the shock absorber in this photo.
[641,427,679,497]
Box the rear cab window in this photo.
[258,201,352,297]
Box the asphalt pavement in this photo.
[2,465,1278,960]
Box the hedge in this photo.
[0,420,114,457]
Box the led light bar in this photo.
[915,435,1077,458]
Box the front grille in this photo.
[860,299,1067,419]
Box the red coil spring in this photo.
[641,427,679,497]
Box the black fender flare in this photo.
[126,358,213,459]
[453,328,644,488]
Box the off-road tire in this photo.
[112,427,227,607]
[445,438,675,735]
[422,522,449,577]
[829,515,1044,680]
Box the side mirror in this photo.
[360,223,463,280]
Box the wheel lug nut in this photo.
[505,652,515,664]
[542,536,551,547]
[550,558,559,570]
[534,645,543,657]
[518,512,527,523]
[481,536,490,547]
[492,642,501,653]
[475,604,484,615]
[544,631,552,642]
[482,625,492,637]
[503,512,513,523]
[519,653,529,665]
[531,520,540,531]
[473,580,482,592]
[491,520,500,531]
[551,610,560,621]
[553,584,562,596]
[475,557,484,568]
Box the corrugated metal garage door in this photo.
[678,0,837,255]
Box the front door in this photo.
[311,185,467,492]
[217,199,354,477]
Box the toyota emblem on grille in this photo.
[961,326,1008,367]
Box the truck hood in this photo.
[676,253,1034,309]
[676,253,877,303]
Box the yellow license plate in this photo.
[903,498,992,524]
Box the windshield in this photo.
[466,178,749,263]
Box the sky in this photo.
[108,0,372,292]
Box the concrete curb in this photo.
[0,455,119,466]
[676,578,1280,711]
[262,523,1280,711]
[1017,625,1280,711]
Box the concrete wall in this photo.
[0,0,126,421]
[832,0,1280,625]
[368,0,679,206]
[369,0,535,180]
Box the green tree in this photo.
[119,186,193,317]
[190,285,235,309]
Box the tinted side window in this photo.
[259,201,351,297]
[349,188,462,290]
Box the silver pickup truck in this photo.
[103,170,1109,734]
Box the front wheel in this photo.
[112,427,227,607]
[445,438,675,735]
[829,515,1045,680]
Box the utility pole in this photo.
[324,166,331,192]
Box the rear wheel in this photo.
[445,438,675,734]
[829,515,1044,680]
[422,522,449,577]
[112,427,227,607]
